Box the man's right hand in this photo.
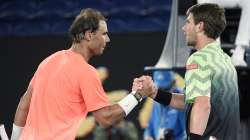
[132,75,158,99]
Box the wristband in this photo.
[131,91,143,102]
[118,93,138,116]
[189,133,203,140]
[10,124,23,140]
[154,89,172,106]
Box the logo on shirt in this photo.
[186,64,198,70]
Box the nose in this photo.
[182,24,185,32]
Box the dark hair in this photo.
[187,3,226,39]
[69,8,106,43]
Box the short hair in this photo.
[187,3,227,39]
[69,8,106,43]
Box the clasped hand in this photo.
[132,75,158,99]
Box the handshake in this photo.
[118,75,159,116]
[130,75,174,108]
[131,75,158,99]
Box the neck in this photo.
[195,36,215,50]
[70,42,92,62]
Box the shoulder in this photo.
[186,50,214,71]
[77,64,101,85]
[188,51,209,64]
[83,64,99,77]
[35,50,64,72]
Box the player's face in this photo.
[182,13,197,47]
[89,20,110,55]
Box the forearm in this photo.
[93,93,140,128]
[189,101,210,135]
[13,86,32,126]
[11,88,32,140]
[153,89,185,110]
[170,93,185,110]
[14,99,30,126]
[93,104,125,128]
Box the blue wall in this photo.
[0,0,171,36]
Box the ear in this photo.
[84,30,92,41]
[196,21,204,32]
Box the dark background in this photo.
[0,32,167,138]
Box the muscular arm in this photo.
[133,76,186,110]
[92,104,125,128]
[152,90,185,110]
[13,86,33,127]
[189,96,211,135]
[92,92,142,128]
[169,93,185,110]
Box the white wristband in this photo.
[11,124,23,140]
[118,93,138,116]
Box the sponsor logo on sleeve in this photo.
[186,64,198,70]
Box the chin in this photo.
[187,40,196,46]
[97,51,104,55]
